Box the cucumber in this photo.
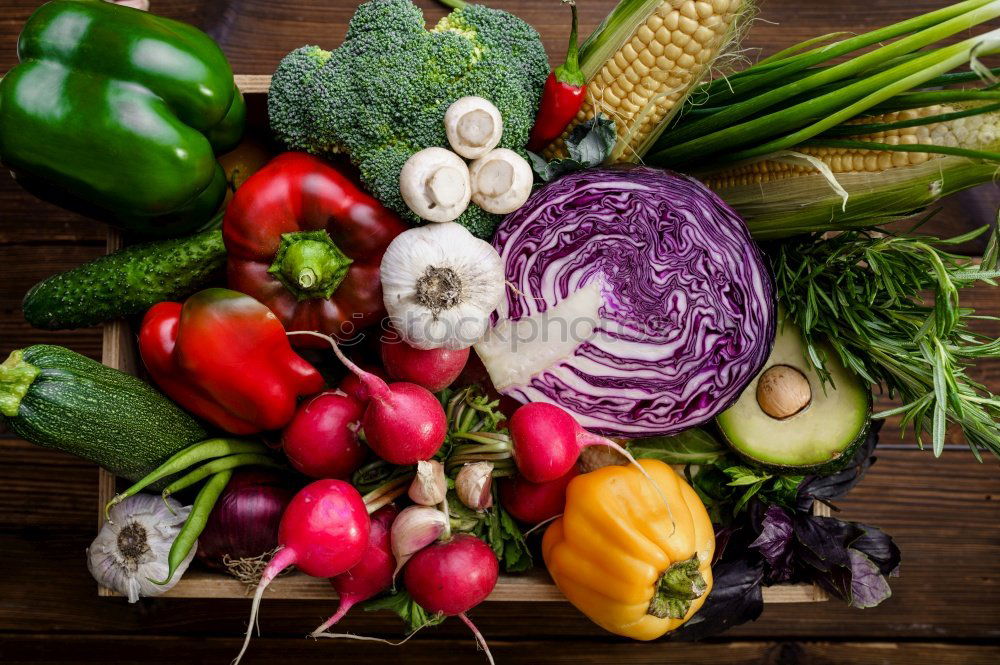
[23,228,225,330]
[0,345,208,481]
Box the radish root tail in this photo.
[596,439,678,537]
[231,575,267,665]
[523,513,563,537]
[309,598,355,637]
[287,330,389,399]
[459,612,495,665]
[231,547,294,665]
[312,622,429,646]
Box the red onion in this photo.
[196,470,296,573]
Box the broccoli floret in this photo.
[268,0,549,238]
[268,46,332,154]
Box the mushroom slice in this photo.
[469,148,533,215]
[399,147,472,223]
[445,97,503,160]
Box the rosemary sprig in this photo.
[771,223,1000,459]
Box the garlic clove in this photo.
[445,97,503,160]
[408,460,447,506]
[399,148,472,223]
[390,504,447,579]
[455,461,494,512]
[469,148,533,214]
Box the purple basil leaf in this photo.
[846,548,893,608]
[813,561,853,602]
[797,421,881,511]
[849,523,901,576]
[669,559,765,641]
[793,515,862,573]
[712,524,738,566]
[749,505,794,582]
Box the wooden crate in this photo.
[96,75,829,604]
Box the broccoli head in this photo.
[268,0,549,238]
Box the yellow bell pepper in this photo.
[542,459,715,640]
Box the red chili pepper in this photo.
[139,288,325,434]
[223,152,407,344]
[527,1,587,152]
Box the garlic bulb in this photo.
[87,494,195,602]
[380,223,504,350]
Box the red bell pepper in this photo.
[527,1,587,152]
[139,288,325,434]
[223,152,407,344]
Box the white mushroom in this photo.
[399,147,472,223]
[469,148,533,214]
[445,97,503,159]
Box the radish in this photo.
[454,402,674,527]
[233,479,370,665]
[507,402,642,483]
[311,503,399,636]
[404,534,499,664]
[281,392,367,479]
[338,364,387,403]
[380,328,469,392]
[289,331,447,465]
[498,467,578,525]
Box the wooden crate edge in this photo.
[235,74,270,94]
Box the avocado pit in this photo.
[756,364,811,420]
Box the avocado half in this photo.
[716,318,872,475]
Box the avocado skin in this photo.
[723,391,873,476]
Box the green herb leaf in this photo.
[733,479,767,514]
[628,428,727,465]
[723,465,773,487]
[771,227,1000,460]
[361,590,446,634]
[447,490,532,573]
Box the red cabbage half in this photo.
[475,167,775,436]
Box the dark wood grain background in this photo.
[1,1,998,663]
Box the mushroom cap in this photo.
[469,148,533,215]
[445,97,503,160]
[399,147,472,223]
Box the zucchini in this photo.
[0,345,208,481]
[22,228,225,330]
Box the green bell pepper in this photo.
[0,0,245,237]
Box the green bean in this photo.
[150,469,233,586]
[104,438,262,521]
[161,453,284,503]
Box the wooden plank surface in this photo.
[1,0,998,663]
[1,637,999,665]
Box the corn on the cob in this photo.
[543,0,749,163]
[701,105,1000,238]
[703,105,991,186]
